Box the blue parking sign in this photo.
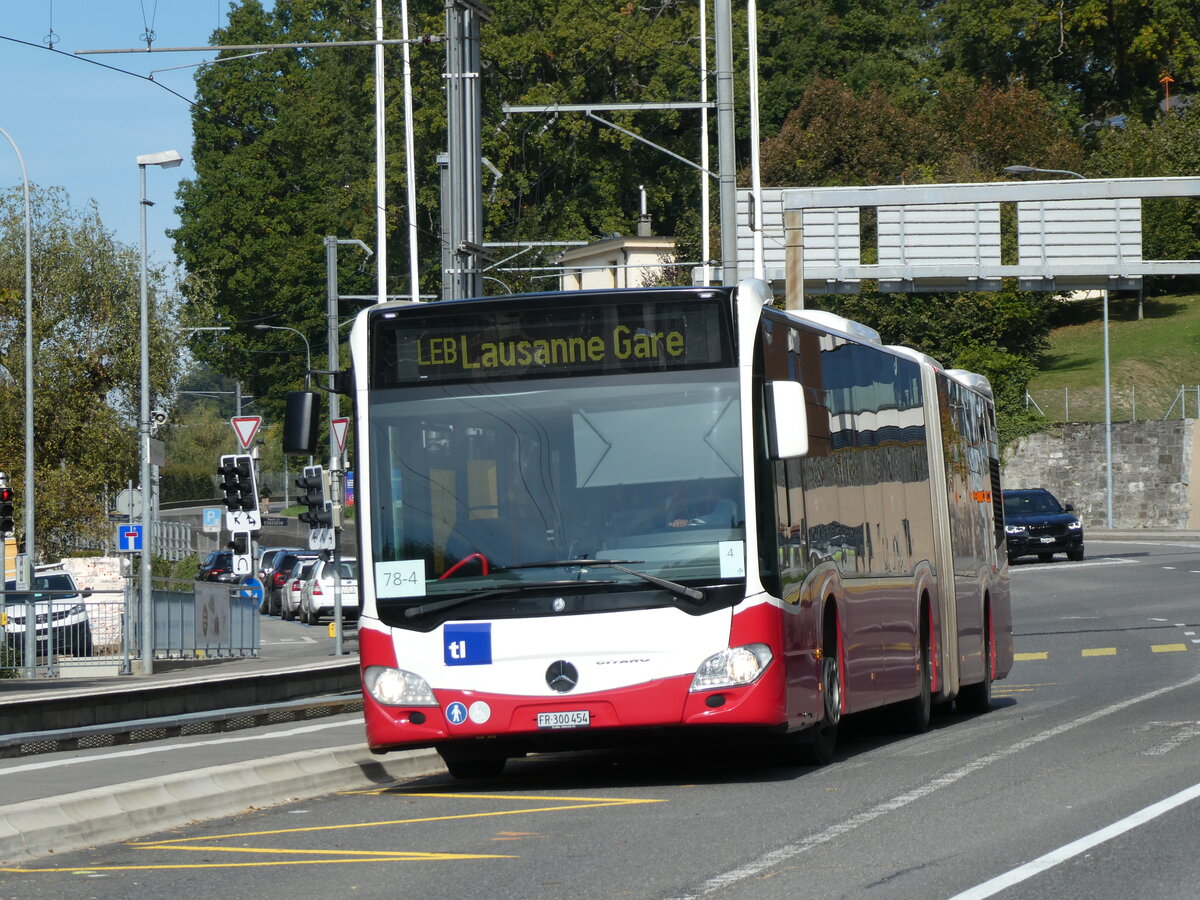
[117,523,144,552]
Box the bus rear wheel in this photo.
[958,613,993,714]
[898,619,932,733]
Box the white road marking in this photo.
[948,781,1200,899]
[671,670,1200,899]
[0,717,364,775]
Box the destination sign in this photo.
[371,292,733,387]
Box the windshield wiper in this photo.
[497,559,706,603]
[402,579,617,619]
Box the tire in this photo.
[958,611,993,714]
[1067,547,1084,561]
[795,616,842,765]
[281,599,293,622]
[898,616,932,734]
[439,747,506,779]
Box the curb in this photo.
[0,744,444,865]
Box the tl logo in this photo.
[444,623,492,666]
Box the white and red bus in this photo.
[339,278,1011,777]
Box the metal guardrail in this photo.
[0,692,364,758]
[2,578,262,679]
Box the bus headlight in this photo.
[363,665,438,707]
[690,644,773,692]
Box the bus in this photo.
[328,278,1011,777]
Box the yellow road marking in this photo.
[1082,648,1117,657]
[1152,643,1188,653]
[1014,652,1048,660]
[5,793,665,875]
[131,794,664,846]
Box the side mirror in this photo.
[765,380,809,459]
[283,391,321,457]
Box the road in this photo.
[2,539,1199,898]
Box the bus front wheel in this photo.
[439,746,507,779]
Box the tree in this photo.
[0,187,183,561]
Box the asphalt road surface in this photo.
[3,539,1199,899]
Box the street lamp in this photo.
[1006,163,1114,530]
[254,324,312,389]
[0,128,33,579]
[138,148,183,676]
[1003,165,1086,180]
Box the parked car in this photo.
[280,558,320,622]
[1003,487,1085,563]
[196,550,237,583]
[266,551,318,615]
[300,558,359,626]
[257,546,302,611]
[258,546,301,583]
[3,569,94,661]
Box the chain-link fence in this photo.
[1026,384,1200,424]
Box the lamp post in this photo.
[1006,164,1114,530]
[137,149,183,675]
[1003,165,1085,180]
[253,324,312,389]
[0,128,33,581]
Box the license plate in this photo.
[1040,536,1055,543]
[537,710,590,730]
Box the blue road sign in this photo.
[116,523,144,553]
[238,575,264,609]
[202,507,223,531]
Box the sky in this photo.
[0,2,261,270]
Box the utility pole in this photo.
[442,0,492,300]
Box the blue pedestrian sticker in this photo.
[445,702,468,725]
[444,623,492,666]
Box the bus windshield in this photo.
[367,368,745,622]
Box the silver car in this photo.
[280,558,319,622]
[299,558,358,626]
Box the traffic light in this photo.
[296,465,332,529]
[217,454,258,512]
[0,486,13,535]
[227,532,250,555]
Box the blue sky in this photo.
[0,3,256,270]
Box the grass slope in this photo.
[1028,291,1200,423]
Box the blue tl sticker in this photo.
[444,623,492,666]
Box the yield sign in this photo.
[231,416,263,450]
[331,417,350,454]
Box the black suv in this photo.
[197,550,237,582]
[1003,488,1084,563]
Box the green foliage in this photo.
[1090,109,1200,292]
[0,187,183,562]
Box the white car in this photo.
[299,558,358,626]
[3,569,93,662]
[279,558,319,622]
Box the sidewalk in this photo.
[0,618,447,865]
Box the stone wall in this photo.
[1002,419,1200,529]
